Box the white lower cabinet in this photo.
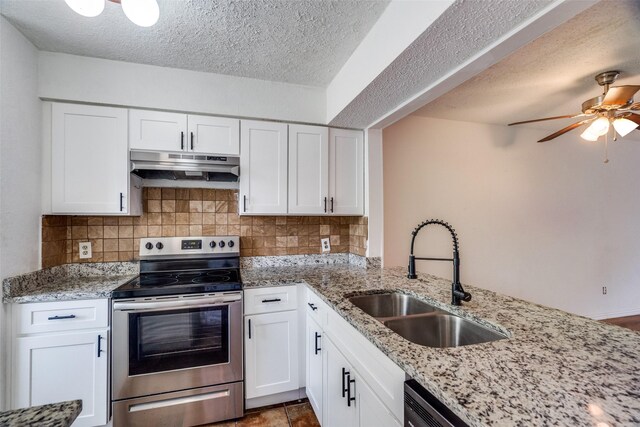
[303,286,404,427]
[306,315,324,424]
[323,337,357,426]
[245,297,299,399]
[356,373,402,427]
[12,299,109,427]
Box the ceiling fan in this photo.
[508,71,640,144]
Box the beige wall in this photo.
[382,115,640,319]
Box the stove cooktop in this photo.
[112,269,242,299]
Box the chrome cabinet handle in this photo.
[243,195,247,212]
[324,197,327,213]
[330,197,334,213]
[261,298,281,303]
[120,192,124,212]
[190,132,194,150]
[248,318,252,339]
[113,294,242,311]
[307,303,317,311]
[48,314,76,321]
[181,131,185,150]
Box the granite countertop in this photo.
[242,265,640,427]
[0,400,82,427]
[2,262,138,303]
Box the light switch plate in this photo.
[79,242,92,259]
[321,238,330,253]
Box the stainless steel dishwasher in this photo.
[405,380,469,427]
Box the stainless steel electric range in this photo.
[111,236,243,427]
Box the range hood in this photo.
[130,150,239,187]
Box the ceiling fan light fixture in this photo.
[612,117,639,137]
[588,117,611,136]
[64,0,105,17]
[121,0,160,27]
[580,128,600,142]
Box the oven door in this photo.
[112,292,243,400]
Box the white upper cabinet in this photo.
[239,120,288,215]
[288,125,329,215]
[52,103,138,215]
[187,115,240,155]
[329,129,364,215]
[129,110,187,152]
[129,110,240,155]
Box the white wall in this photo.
[39,52,326,124]
[365,129,383,258]
[383,115,640,319]
[0,16,43,409]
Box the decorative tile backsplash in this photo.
[42,188,368,268]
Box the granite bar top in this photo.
[0,400,82,427]
[242,265,640,427]
[3,262,138,303]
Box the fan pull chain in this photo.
[604,132,609,164]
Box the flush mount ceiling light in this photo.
[509,71,640,163]
[65,0,159,27]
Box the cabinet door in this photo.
[306,315,324,424]
[288,125,329,215]
[239,120,288,215]
[129,109,187,152]
[356,374,402,427]
[52,103,129,214]
[187,115,240,155]
[14,330,108,427]
[323,338,356,427]
[245,311,299,398]
[329,128,364,215]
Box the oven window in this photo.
[129,306,229,375]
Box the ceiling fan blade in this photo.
[627,113,640,126]
[508,114,584,126]
[602,85,640,106]
[628,102,640,110]
[537,119,594,143]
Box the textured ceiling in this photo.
[0,0,389,87]
[412,0,640,133]
[328,0,555,128]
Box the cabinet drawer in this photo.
[14,299,109,335]
[305,287,329,327]
[244,286,298,315]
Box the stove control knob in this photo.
[228,240,235,248]
[145,242,153,250]
[219,241,226,248]
[156,242,164,250]
[209,241,216,248]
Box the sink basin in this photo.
[383,313,507,348]
[349,293,442,319]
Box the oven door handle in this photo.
[113,295,241,312]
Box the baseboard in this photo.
[245,388,307,410]
[589,307,640,320]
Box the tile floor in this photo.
[205,399,320,427]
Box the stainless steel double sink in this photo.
[348,293,507,348]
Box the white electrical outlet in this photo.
[79,242,92,259]
[321,238,331,253]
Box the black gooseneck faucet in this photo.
[407,219,472,306]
